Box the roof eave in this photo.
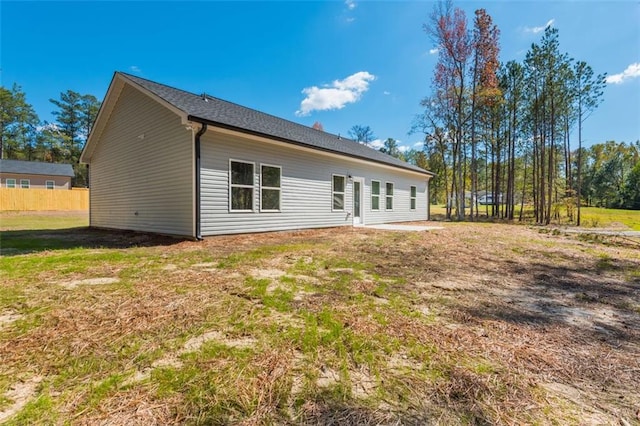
[186,115,434,177]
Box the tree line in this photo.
[408,1,638,220]
[0,85,101,187]
[342,2,638,217]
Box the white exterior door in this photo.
[352,178,363,225]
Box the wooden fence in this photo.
[0,188,89,211]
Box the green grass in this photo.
[0,212,88,231]
[430,204,640,230]
[0,211,638,424]
[580,207,640,230]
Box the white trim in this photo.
[82,73,190,164]
[20,179,30,189]
[385,181,394,211]
[46,180,55,190]
[370,179,380,211]
[332,174,346,212]
[229,159,256,212]
[119,74,189,123]
[260,163,282,212]
[6,178,16,188]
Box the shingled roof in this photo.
[0,159,75,177]
[118,72,432,176]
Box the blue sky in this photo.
[2,1,639,152]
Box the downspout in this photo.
[86,164,91,227]
[426,177,430,221]
[194,123,207,240]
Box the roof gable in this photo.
[0,159,75,177]
[84,72,433,176]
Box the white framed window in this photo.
[260,164,281,212]
[21,179,30,189]
[229,160,255,212]
[46,180,55,190]
[410,186,417,210]
[385,182,394,210]
[371,180,380,211]
[6,179,16,188]
[332,175,345,211]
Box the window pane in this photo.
[21,180,30,189]
[386,182,393,195]
[262,189,280,210]
[231,162,253,185]
[411,186,416,197]
[6,179,15,188]
[386,196,393,210]
[371,181,380,195]
[231,187,253,210]
[411,199,416,210]
[333,193,344,210]
[262,166,280,188]
[372,196,379,210]
[46,181,55,189]
[333,175,345,193]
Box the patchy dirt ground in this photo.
[0,220,639,425]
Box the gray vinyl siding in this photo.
[200,130,428,236]
[88,84,194,236]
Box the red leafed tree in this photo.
[312,121,324,131]
[469,8,500,219]
[424,0,471,220]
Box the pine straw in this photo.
[1,222,638,424]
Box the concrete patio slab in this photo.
[365,224,444,231]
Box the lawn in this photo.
[580,206,640,230]
[1,212,639,424]
[0,211,88,231]
[430,204,640,230]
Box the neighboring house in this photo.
[80,72,434,238]
[0,159,74,190]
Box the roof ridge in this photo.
[0,158,72,164]
[117,71,355,143]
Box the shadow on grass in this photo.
[0,227,187,256]
[457,256,640,343]
[296,396,491,425]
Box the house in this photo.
[0,159,75,190]
[80,72,434,238]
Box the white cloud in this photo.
[524,19,554,34]
[429,48,439,55]
[606,62,640,84]
[130,65,142,73]
[398,145,410,153]
[296,71,376,116]
[369,139,384,150]
[383,90,391,95]
[345,17,355,23]
[345,0,356,10]
[412,141,424,149]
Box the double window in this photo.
[46,180,55,190]
[6,179,16,188]
[371,180,380,210]
[385,182,394,210]
[21,179,30,189]
[230,160,282,212]
[332,175,345,211]
[410,186,417,210]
